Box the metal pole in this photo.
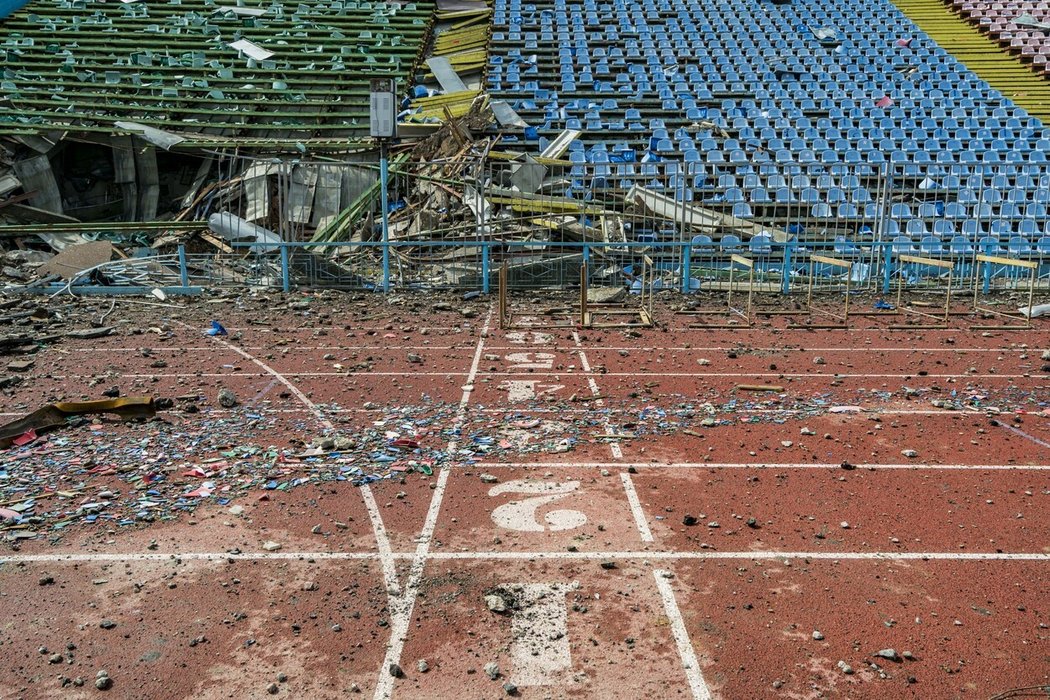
[882,243,892,294]
[380,139,391,293]
[177,244,189,289]
[280,244,290,293]
[681,244,691,293]
[482,243,490,294]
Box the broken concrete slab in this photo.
[38,241,114,280]
[66,327,115,340]
[587,287,627,304]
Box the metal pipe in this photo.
[178,244,189,288]
[380,139,391,293]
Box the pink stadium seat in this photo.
[952,0,1050,74]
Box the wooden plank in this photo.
[729,254,754,268]
[975,254,1038,269]
[810,254,852,268]
[898,254,954,269]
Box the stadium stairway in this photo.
[893,0,1050,122]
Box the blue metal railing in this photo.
[14,239,1048,296]
[211,239,1048,295]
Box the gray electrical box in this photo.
[369,77,397,139]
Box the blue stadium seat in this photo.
[732,202,754,218]
[720,234,744,252]
[950,235,974,256]
[919,235,943,255]
[691,234,715,253]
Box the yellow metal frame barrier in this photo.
[676,254,755,329]
[580,255,655,329]
[792,255,853,329]
[889,254,958,329]
[498,261,578,330]
[970,254,1037,331]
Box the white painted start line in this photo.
[504,583,574,687]
[4,550,1048,564]
[40,371,1039,379]
[470,461,1050,470]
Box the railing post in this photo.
[882,243,892,294]
[680,243,691,293]
[481,243,490,294]
[177,244,189,289]
[781,241,792,295]
[380,140,391,293]
[280,244,290,293]
[982,257,991,294]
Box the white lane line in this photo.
[6,550,1048,564]
[68,345,1030,354]
[0,407,1007,419]
[573,330,623,460]
[161,326,470,334]
[486,346,1032,353]
[0,552,378,563]
[621,472,654,542]
[471,461,1050,470]
[44,371,1036,379]
[424,551,1050,561]
[359,485,401,596]
[176,321,402,598]
[491,372,1030,379]
[71,346,461,352]
[246,376,282,407]
[373,306,493,700]
[653,570,713,700]
[43,372,470,378]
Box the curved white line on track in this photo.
[176,320,402,596]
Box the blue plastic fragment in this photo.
[206,320,228,336]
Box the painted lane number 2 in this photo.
[489,480,587,532]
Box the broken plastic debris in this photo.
[11,428,37,447]
[206,320,228,336]
[1018,303,1050,319]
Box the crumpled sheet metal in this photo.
[0,398,157,449]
